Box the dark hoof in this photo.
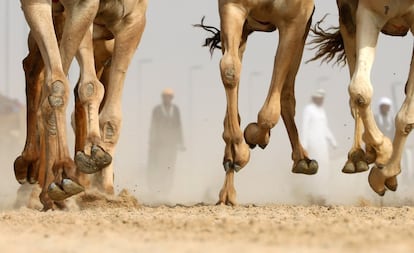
[258,143,268,149]
[62,179,84,196]
[292,159,318,175]
[14,156,28,184]
[75,145,112,174]
[222,160,242,172]
[47,183,68,201]
[247,143,257,149]
[385,176,398,192]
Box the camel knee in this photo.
[396,112,414,135]
[220,54,241,89]
[77,81,104,105]
[349,78,373,109]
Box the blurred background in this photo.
[0,0,413,208]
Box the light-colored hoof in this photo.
[62,179,84,196]
[47,183,68,201]
[368,167,386,196]
[292,159,318,175]
[75,145,112,174]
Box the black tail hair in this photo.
[193,16,221,56]
[306,15,346,66]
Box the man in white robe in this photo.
[299,89,337,202]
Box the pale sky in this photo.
[1,1,413,204]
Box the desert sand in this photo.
[0,190,414,253]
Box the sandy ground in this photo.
[0,191,413,253]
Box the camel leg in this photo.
[216,3,250,206]
[21,0,97,209]
[14,32,43,185]
[335,5,371,174]
[73,27,112,176]
[244,13,315,171]
[368,38,414,194]
[348,5,392,195]
[97,2,147,194]
[73,39,114,189]
[278,11,319,175]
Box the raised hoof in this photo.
[342,160,369,174]
[62,179,84,196]
[292,159,318,175]
[243,122,269,150]
[47,183,68,201]
[368,166,386,196]
[75,145,112,174]
[385,176,398,192]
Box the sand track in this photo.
[1,191,414,253]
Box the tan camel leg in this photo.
[216,3,250,206]
[278,12,319,175]
[348,5,392,195]
[244,15,315,173]
[98,2,147,194]
[336,12,371,174]
[73,28,112,176]
[368,35,414,194]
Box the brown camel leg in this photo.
[216,3,250,206]
[244,11,315,172]
[278,12,318,175]
[14,32,43,185]
[21,0,102,209]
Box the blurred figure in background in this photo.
[147,88,184,198]
[299,89,337,203]
[374,97,394,139]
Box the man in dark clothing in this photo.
[147,88,184,196]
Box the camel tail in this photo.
[306,15,346,66]
[193,16,221,56]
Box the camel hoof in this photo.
[292,159,318,175]
[356,161,369,173]
[342,161,355,174]
[223,160,243,172]
[368,166,386,196]
[14,156,28,184]
[244,122,269,150]
[75,145,112,174]
[47,183,67,201]
[343,149,369,174]
[385,176,398,192]
[62,179,84,196]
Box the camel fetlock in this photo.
[48,80,68,109]
[77,80,104,105]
